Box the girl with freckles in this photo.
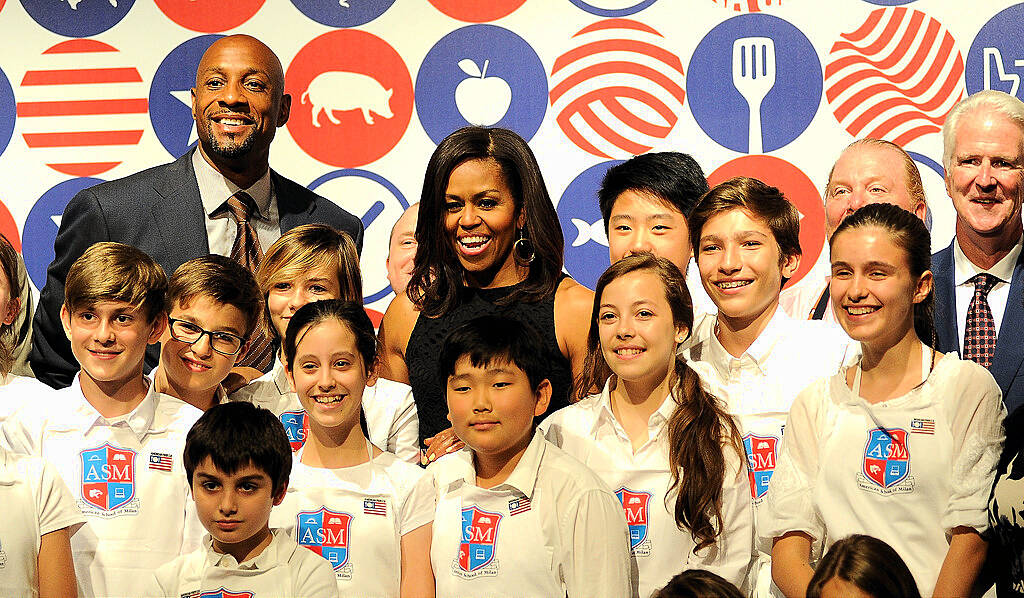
[764,203,1005,598]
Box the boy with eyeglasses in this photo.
[154,255,263,412]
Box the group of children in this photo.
[0,170,1005,598]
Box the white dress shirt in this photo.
[952,234,1023,353]
[541,378,753,597]
[193,149,281,255]
[425,430,633,598]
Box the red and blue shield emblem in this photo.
[615,487,651,550]
[80,443,136,511]
[280,410,308,452]
[297,507,352,570]
[198,589,254,598]
[458,506,501,572]
[743,434,779,499]
[863,428,910,489]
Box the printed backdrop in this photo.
[0,0,1021,320]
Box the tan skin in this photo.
[37,527,78,598]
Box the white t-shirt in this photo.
[149,528,339,598]
[760,351,1005,597]
[0,375,205,598]
[0,373,57,424]
[540,377,753,598]
[425,430,633,598]
[230,361,419,462]
[271,447,432,597]
[0,450,84,598]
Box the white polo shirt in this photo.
[426,430,633,598]
[760,351,1005,597]
[540,377,753,597]
[0,450,84,598]
[0,375,204,598]
[271,448,433,597]
[0,373,57,424]
[229,361,419,462]
[149,528,339,598]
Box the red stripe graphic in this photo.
[48,162,122,177]
[22,68,143,86]
[44,39,118,54]
[550,61,686,105]
[575,18,661,37]
[17,98,148,117]
[552,39,685,76]
[24,130,144,148]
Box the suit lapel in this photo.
[273,170,315,233]
[932,243,959,355]
[151,150,209,261]
[991,247,1024,402]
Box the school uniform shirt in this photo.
[425,430,633,598]
[149,528,340,598]
[683,306,854,597]
[0,373,57,424]
[0,450,84,598]
[760,351,1005,598]
[229,361,420,462]
[0,375,205,598]
[270,447,433,597]
[540,377,753,598]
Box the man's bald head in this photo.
[196,35,285,92]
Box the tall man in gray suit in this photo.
[30,35,364,388]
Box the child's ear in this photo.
[2,297,20,327]
[780,252,800,280]
[147,313,168,345]
[675,324,690,345]
[272,483,287,506]
[533,379,552,418]
[60,303,72,341]
[914,270,934,304]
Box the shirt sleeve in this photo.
[561,488,633,598]
[399,465,435,536]
[388,383,420,463]
[690,447,753,588]
[0,405,42,455]
[30,456,85,537]
[296,550,342,598]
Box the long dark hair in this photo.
[0,234,20,376]
[806,535,922,598]
[406,127,564,317]
[578,254,743,552]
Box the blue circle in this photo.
[308,169,409,303]
[416,24,548,144]
[566,0,658,16]
[0,67,15,158]
[289,0,396,27]
[21,0,134,37]
[24,178,104,289]
[688,14,822,154]
[966,4,1024,99]
[861,0,917,5]
[558,160,623,290]
[149,35,223,159]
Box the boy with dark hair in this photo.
[0,241,204,598]
[151,401,338,597]
[154,255,263,411]
[426,315,631,598]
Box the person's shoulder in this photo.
[153,547,201,587]
[537,438,611,494]
[375,450,426,487]
[554,276,594,307]
[74,158,184,204]
[272,171,360,223]
[153,393,204,433]
[540,394,599,433]
[932,351,1000,393]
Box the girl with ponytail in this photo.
[541,253,751,597]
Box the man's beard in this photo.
[204,125,256,159]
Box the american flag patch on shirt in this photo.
[509,497,531,516]
[910,418,935,435]
[364,498,387,516]
[148,452,173,472]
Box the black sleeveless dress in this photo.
[405,279,574,445]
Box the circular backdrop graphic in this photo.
[861,0,917,5]
[289,0,395,28]
[155,0,264,33]
[150,35,223,158]
[428,0,525,22]
[24,177,103,289]
[689,14,821,154]
[966,4,1024,100]
[707,156,822,289]
[417,25,547,144]
[0,199,21,252]
[567,0,658,17]
[558,160,623,289]
[287,30,413,167]
[21,0,134,37]
[0,66,15,159]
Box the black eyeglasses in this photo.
[166,318,246,356]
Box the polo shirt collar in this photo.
[590,377,675,437]
[51,374,161,440]
[204,529,286,571]
[440,429,546,499]
[705,305,788,377]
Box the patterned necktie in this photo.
[226,192,273,370]
[963,273,999,369]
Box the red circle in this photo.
[428,0,526,22]
[707,156,824,289]
[0,198,22,252]
[286,30,413,168]
[155,0,265,33]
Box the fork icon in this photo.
[732,37,776,154]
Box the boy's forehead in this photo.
[72,299,142,313]
[194,456,271,480]
[172,295,247,326]
[451,354,525,377]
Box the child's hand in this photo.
[421,427,465,465]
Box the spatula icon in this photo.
[732,37,776,154]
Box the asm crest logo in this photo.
[280,410,308,452]
[197,589,254,598]
[297,507,353,579]
[615,487,652,557]
[80,443,136,512]
[859,428,915,495]
[454,506,501,578]
[743,434,778,500]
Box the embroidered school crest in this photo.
[615,487,652,551]
[197,589,254,598]
[297,507,352,571]
[743,434,779,500]
[80,443,136,511]
[863,428,910,489]
[280,410,308,452]
[458,506,502,573]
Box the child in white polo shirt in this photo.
[426,315,632,598]
[150,401,338,598]
[0,242,204,598]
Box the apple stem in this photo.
[481,59,489,79]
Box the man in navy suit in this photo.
[29,35,364,389]
[933,89,1024,415]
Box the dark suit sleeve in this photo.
[29,188,111,388]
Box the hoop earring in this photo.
[513,228,535,266]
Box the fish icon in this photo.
[570,218,608,247]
